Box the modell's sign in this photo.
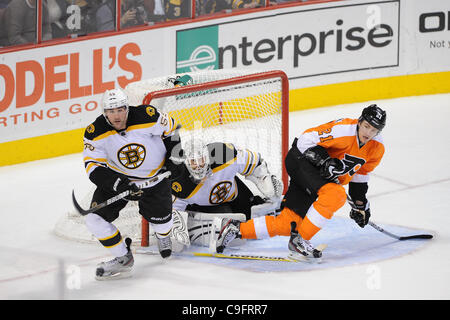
[0,42,143,142]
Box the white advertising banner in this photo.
[0,0,449,145]
[176,1,400,79]
[409,0,450,74]
[0,31,169,143]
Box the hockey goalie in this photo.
[166,137,283,251]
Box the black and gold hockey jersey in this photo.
[171,142,261,211]
[164,0,190,20]
[231,0,262,9]
[83,105,178,186]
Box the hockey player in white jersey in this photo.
[170,138,283,247]
[82,88,182,280]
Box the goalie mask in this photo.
[183,139,212,182]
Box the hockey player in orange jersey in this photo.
[216,104,387,261]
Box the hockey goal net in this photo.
[54,69,289,247]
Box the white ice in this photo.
[0,93,449,300]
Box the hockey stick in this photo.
[368,221,433,240]
[347,195,432,240]
[72,171,171,216]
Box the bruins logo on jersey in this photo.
[86,124,95,133]
[146,106,155,117]
[172,182,182,193]
[118,143,146,169]
[209,181,233,204]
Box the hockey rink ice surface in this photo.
[0,93,449,300]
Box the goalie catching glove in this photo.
[246,160,283,200]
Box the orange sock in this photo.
[240,207,303,239]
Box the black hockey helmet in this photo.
[359,104,386,131]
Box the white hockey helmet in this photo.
[183,138,211,182]
[101,88,129,120]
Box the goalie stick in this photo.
[136,249,295,262]
[136,244,327,262]
[72,171,171,216]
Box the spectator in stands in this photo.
[0,0,11,46]
[0,0,10,9]
[96,0,152,31]
[164,0,190,21]
[72,0,101,35]
[231,0,262,10]
[196,0,231,16]
[95,0,115,31]
[47,0,69,38]
[146,0,166,23]
[3,0,52,46]
[272,0,311,4]
[121,0,151,28]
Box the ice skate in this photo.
[156,233,172,259]
[95,238,134,280]
[288,222,323,262]
[216,219,241,253]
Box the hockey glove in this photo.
[303,145,330,167]
[348,197,371,228]
[320,158,345,181]
[113,176,143,201]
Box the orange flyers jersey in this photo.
[295,118,385,185]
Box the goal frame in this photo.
[139,70,289,247]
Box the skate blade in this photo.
[287,252,322,264]
[95,270,132,281]
[287,243,327,264]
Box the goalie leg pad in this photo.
[170,210,190,252]
[187,212,246,247]
[147,210,189,253]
